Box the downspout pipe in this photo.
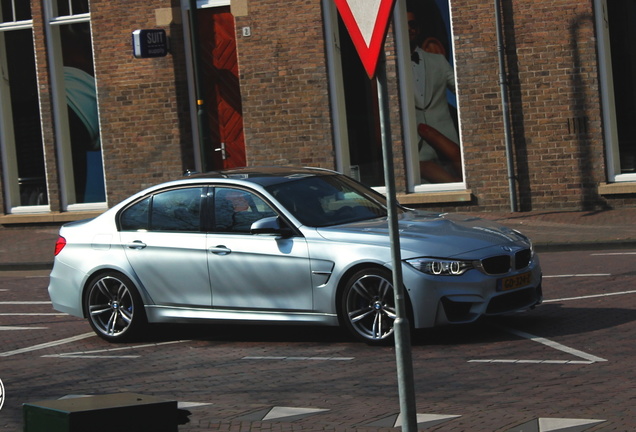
[494,0,518,212]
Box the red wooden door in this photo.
[198,7,246,169]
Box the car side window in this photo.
[213,187,276,233]
[151,188,204,232]
[120,197,151,231]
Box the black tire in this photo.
[341,268,398,344]
[84,271,147,342]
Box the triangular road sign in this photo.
[334,0,396,78]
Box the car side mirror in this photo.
[250,216,294,237]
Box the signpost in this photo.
[333,0,395,79]
[333,1,417,431]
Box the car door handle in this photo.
[209,246,231,255]
[126,241,147,249]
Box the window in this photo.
[0,1,48,212]
[213,187,276,233]
[266,175,388,227]
[152,188,203,231]
[120,188,204,232]
[46,0,105,208]
[407,0,462,187]
[325,0,463,192]
[596,0,636,182]
[1,0,31,22]
[120,197,150,231]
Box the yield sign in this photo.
[334,0,396,79]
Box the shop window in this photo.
[326,0,463,191]
[407,0,462,186]
[46,0,105,208]
[598,0,636,180]
[0,1,48,212]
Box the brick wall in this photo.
[91,0,191,205]
[6,0,635,224]
[453,0,607,211]
[234,0,335,168]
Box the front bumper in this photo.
[404,256,542,328]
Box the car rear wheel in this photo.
[341,268,397,344]
[85,272,146,342]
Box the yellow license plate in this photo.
[498,272,532,292]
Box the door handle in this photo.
[214,142,227,160]
[126,241,147,249]
[209,245,231,255]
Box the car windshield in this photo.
[266,174,392,227]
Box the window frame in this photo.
[0,3,49,214]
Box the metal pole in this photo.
[188,0,213,172]
[494,0,518,212]
[376,57,418,432]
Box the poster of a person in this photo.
[408,5,462,183]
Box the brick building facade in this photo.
[1,0,635,230]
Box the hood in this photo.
[316,210,531,259]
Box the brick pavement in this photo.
[2,272,635,431]
[2,215,636,431]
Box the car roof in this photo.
[183,166,338,187]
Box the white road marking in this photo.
[471,327,608,365]
[545,289,636,303]
[178,401,213,409]
[0,313,66,316]
[507,327,607,362]
[591,252,636,255]
[47,354,142,359]
[543,274,610,278]
[0,301,51,304]
[242,356,354,361]
[0,332,94,357]
[42,340,188,358]
[263,406,329,421]
[0,326,48,330]
[469,359,594,365]
[394,413,461,428]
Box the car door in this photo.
[119,186,212,307]
[207,187,313,311]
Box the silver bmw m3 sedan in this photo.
[48,167,542,344]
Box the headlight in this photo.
[406,257,475,276]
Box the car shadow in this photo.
[412,303,636,346]
[137,303,636,347]
[143,322,355,344]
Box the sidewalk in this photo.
[468,207,636,251]
[2,208,636,270]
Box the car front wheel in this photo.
[84,272,146,342]
[341,268,397,344]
